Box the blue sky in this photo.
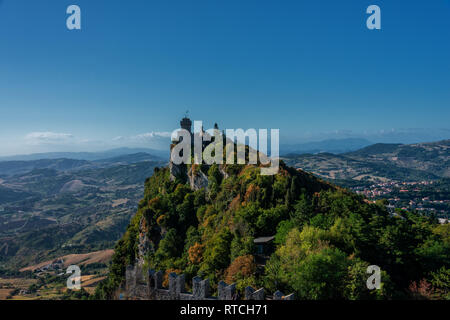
[0,0,449,155]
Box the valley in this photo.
[0,153,166,271]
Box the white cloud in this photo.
[25,132,74,145]
[22,130,173,150]
[108,131,172,150]
[111,131,172,143]
[133,131,172,140]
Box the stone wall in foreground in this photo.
[124,264,294,301]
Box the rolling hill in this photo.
[345,140,450,178]
[282,140,450,186]
[0,155,166,270]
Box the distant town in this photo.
[352,180,450,222]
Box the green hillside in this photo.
[96,161,450,300]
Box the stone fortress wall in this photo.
[124,264,294,300]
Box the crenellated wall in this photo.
[124,264,294,300]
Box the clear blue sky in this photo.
[0,0,449,155]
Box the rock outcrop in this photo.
[187,166,209,190]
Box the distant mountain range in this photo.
[282,139,450,186]
[280,138,373,155]
[0,152,166,176]
[1,137,445,162]
[0,147,169,162]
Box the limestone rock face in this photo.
[188,166,209,191]
[219,165,229,179]
[169,161,185,181]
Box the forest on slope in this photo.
[96,161,449,300]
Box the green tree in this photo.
[201,228,233,276]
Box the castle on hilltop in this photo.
[171,115,220,147]
[168,116,223,189]
[118,117,292,300]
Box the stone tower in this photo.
[180,117,192,134]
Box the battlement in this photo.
[124,264,294,300]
